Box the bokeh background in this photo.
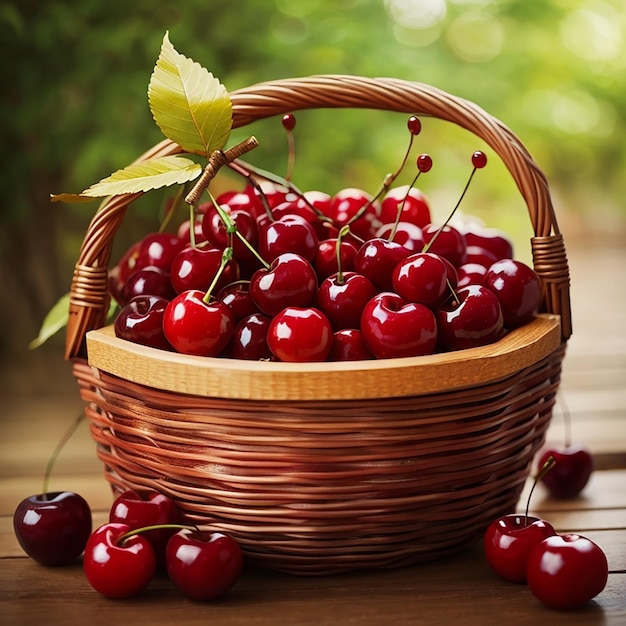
[1,0,625,394]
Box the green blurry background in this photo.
[1,0,624,391]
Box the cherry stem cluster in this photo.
[524,455,556,523]
[42,412,85,497]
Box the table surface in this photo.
[1,243,625,625]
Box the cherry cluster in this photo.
[14,487,242,601]
[484,458,608,611]
[111,151,543,362]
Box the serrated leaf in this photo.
[148,32,232,156]
[50,193,98,203]
[78,156,202,197]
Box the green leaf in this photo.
[148,32,232,156]
[76,156,202,198]
[29,293,70,349]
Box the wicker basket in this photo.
[66,75,571,575]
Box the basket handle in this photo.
[65,74,571,359]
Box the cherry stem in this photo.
[42,412,85,497]
[118,523,198,547]
[335,225,351,284]
[524,455,556,523]
[388,169,422,242]
[202,246,234,304]
[285,130,295,182]
[158,183,186,236]
[423,167,477,254]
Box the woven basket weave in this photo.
[66,75,571,575]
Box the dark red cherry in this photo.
[136,232,185,272]
[380,185,431,229]
[314,238,359,279]
[218,282,258,322]
[170,245,240,294]
[114,295,172,350]
[123,265,175,303]
[422,223,467,267]
[391,252,449,309]
[226,313,273,360]
[258,214,319,263]
[330,188,382,240]
[355,237,412,292]
[328,329,374,361]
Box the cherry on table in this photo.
[13,491,92,566]
[536,444,594,500]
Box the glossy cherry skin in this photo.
[380,185,431,228]
[436,284,505,351]
[258,214,319,263]
[201,206,259,264]
[315,271,377,330]
[267,306,333,362]
[457,262,488,288]
[328,329,374,361]
[375,221,425,252]
[136,232,185,272]
[330,188,382,240]
[226,313,273,360]
[314,238,358,279]
[391,252,449,308]
[536,445,594,499]
[83,522,156,599]
[465,245,498,270]
[170,245,240,295]
[355,237,412,292]
[177,218,208,247]
[483,514,556,584]
[13,491,92,566]
[215,186,265,218]
[163,290,235,356]
[218,282,259,322]
[114,295,171,350]
[527,534,608,610]
[123,265,175,303]
[109,489,182,566]
[485,259,542,329]
[166,529,243,602]
[423,223,467,268]
[463,224,514,261]
[249,253,317,317]
[360,292,437,359]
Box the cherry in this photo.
[258,213,319,263]
[136,232,185,272]
[391,252,449,309]
[436,284,505,351]
[123,265,176,303]
[328,328,374,361]
[249,252,317,317]
[215,187,265,219]
[166,528,243,602]
[464,245,498,270]
[527,534,608,610]
[462,223,514,261]
[114,295,172,350]
[218,281,259,322]
[380,185,431,229]
[201,205,259,263]
[109,489,182,566]
[315,271,377,331]
[330,188,382,240]
[177,218,208,247]
[536,444,593,500]
[375,221,424,252]
[457,262,488,288]
[267,306,333,362]
[83,522,156,599]
[314,237,358,279]
[226,312,273,360]
[485,259,542,329]
[360,292,437,359]
[13,492,92,566]
[422,223,467,268]
[163,289,235,356]
[170,245,240,295]
[484,456,557,584]
[355,237,412,292]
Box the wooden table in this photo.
[1,242,625,625]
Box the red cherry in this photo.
[464,245,498,270]
[391,252,449,309]
[527,534,608,610]
[471,150,488,169]
[267,306,333,362]
[436,284,505,351]
[258,214,319,263]
[457,262,488,288]
[13,492,92,566]
[166,529,243,602]
[123,265,175,302]
[485,259,542,329]
[109,490,182,567]
[417,153,433,173]
[315,271,378,331]
[360,292,437,359]
[170,245,240,295]
[380,185,431,229]
[536,445,593,499]
[407,115,421,135]
[328,329,374,361]
[83,522,156,599]
[163,289,235,356]
[215,187,264,219]
[226,312,273,360]
[114,295,172,350]
[375,221,425,252]
[422,223,467,267]
[218,282,259,322]
[330,188,381,240]
[314,238,358,279]
[136,232,185,272]
[282,112,296,131]
[462,223,514,261]
[355,237,412,292]
[201,206,259,263]
[484,515,556,584]
[249,253,317,317]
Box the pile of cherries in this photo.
[111,147,543,363]
[14,487,242,601]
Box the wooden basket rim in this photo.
[84,313,561,401]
